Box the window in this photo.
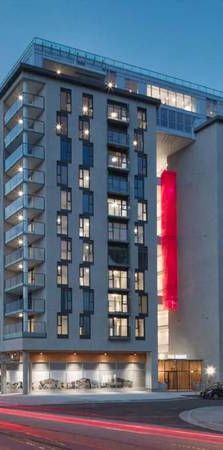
[60,189,72,211]
[83,191,93,215]
[107,198,127,217]
[137,108,147,130]
[139,294,148,315]
[83,241,93,263]
[79,117,90,140]
[57,213,68,236]
[79,313,91,338]
[109,269,128,289]
[147,84,196,113]
[133,129,144,151]
[83,289,94,314]
[56,111,68,136]
[82,93,93,117]
[134,223,144,244]
[83,143,93,167]
[108,222,127,241]
[57,263,68,285]
[60,88,72,113]
[108,245,129,266]
[134,175,144,199]
[79,266,90,287]
[125,79,138,93]
[107,101,128,122]
[61,137,72,162]
[109,317,129,338]
[79,168,90,189]
[60,238,72,261]
[138,154,147,176]
[108,293,128,313]
[57,162,68,186]
[135,271,144,291]
[135,317,145,339]
[61,287,72,313]
[138,246,148,271]
[57,314,69,337]
[138,201,147,221]
[108,174,128,195]
[108,150,128,169]
[79,216,90,238]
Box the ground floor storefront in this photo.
[158,359,203,391]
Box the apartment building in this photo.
[0,38,223,393]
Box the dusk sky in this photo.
[1,0,223,90]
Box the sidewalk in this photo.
[0,390,196,406]
[180,407,223,433]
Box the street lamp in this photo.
[205,365,216,386]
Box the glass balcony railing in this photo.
[4,320,46,338]
[5,272,45,290]
[5,247,45,266]
[4,92,44,124]
[4,118,44,149]
[157,106,195,136]
[5,194,44,220]
[5,298,45,315]
[5,169,45,196]
[4,123,23,148]
[5,144,45,172]
[5,221,45,244]
[108,130,129,147]
[5,248,23,266]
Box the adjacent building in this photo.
[0,38,222,393]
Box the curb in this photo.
[180,407,223,433]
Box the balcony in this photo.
[108,130,129,148]
[5,247,45,270]
[107,104,129,125]
[5,221,45,247]
[5,194,44,223]
[5,298,45,316]
[5,272,45,294]
[108,152,129,171]
[5,169,45,198]
[4,321,46,339]
[5,144,45,174]
[4,92,44,125]
[4,118,44,152]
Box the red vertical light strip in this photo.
[160,170,178,311]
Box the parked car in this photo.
[200,383,223,399]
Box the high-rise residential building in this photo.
[0,38,223,393]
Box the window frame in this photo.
[57,313,69,338]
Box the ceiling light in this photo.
[18,94,23,101]
[18,190,23,197]
[107,81,113,89]
[56,69,61,75]
[18,167,23,173]
[18,214,23,221]
[56,123,62,131]
[18,118,23,125]
[133,140,138,146]
[18,239,23,245]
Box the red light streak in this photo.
[0,407,222,445]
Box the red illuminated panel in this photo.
[160,170,178,311]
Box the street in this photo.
[0,397,222,449]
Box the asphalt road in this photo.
[0,396,222,449]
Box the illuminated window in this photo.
[57,213,68,236]
[79,217,90,238]
[57,263,68,285]
[147,84,196,112]
[79,117,90,140]
[79,266,90,287]
[83,241,93,263]
[79,168,90,189]
[134,223,144,244]
[60,189,71,211]
[139,294,148,315]
[82,94,93,117]
[137,108,147,130]
[138,201,147,221]
[133,129,144,151]
[108,293,128,313]
[57,314,68,337]
[109,269,128,289]
[108,198,127,217]
[79,313,91,338]
[56,111,68,136]
[60,88,72,113]
[135,317,145,339]
[135,271,144,291]
[60,238,72,261]
[107,101,128,122]
[109,317,129,338]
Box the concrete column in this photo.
[1,364,7,394]
[22,351,31,394]
[145,352,158,391]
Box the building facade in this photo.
[0,38,223,393]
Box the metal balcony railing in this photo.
[5,144,45,172]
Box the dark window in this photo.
[83,289,94,314]
[60,88,72,113]
[133,129,144,151]
[61,287,72,313]
[135,317,145,339]
[138,154,147,176]
[57,162,68,186]
[82,94,93,117]
[138,245,148,271]
[134,175,144,199]
[108,245,129,266]
[137,108,147,130]
[57,313,68,337]
[61,137,72,162]
[83,191,93,215]
[79,117,90,140]
[57,212,68,236]
[139,294,148,315]
[79,313,91,338]
[83,143,93,167]
[56,111,68,136]
[60,238,72,262]
[61,188,72,211]
[108,222,128,241]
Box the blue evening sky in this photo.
[0,0,223,90]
